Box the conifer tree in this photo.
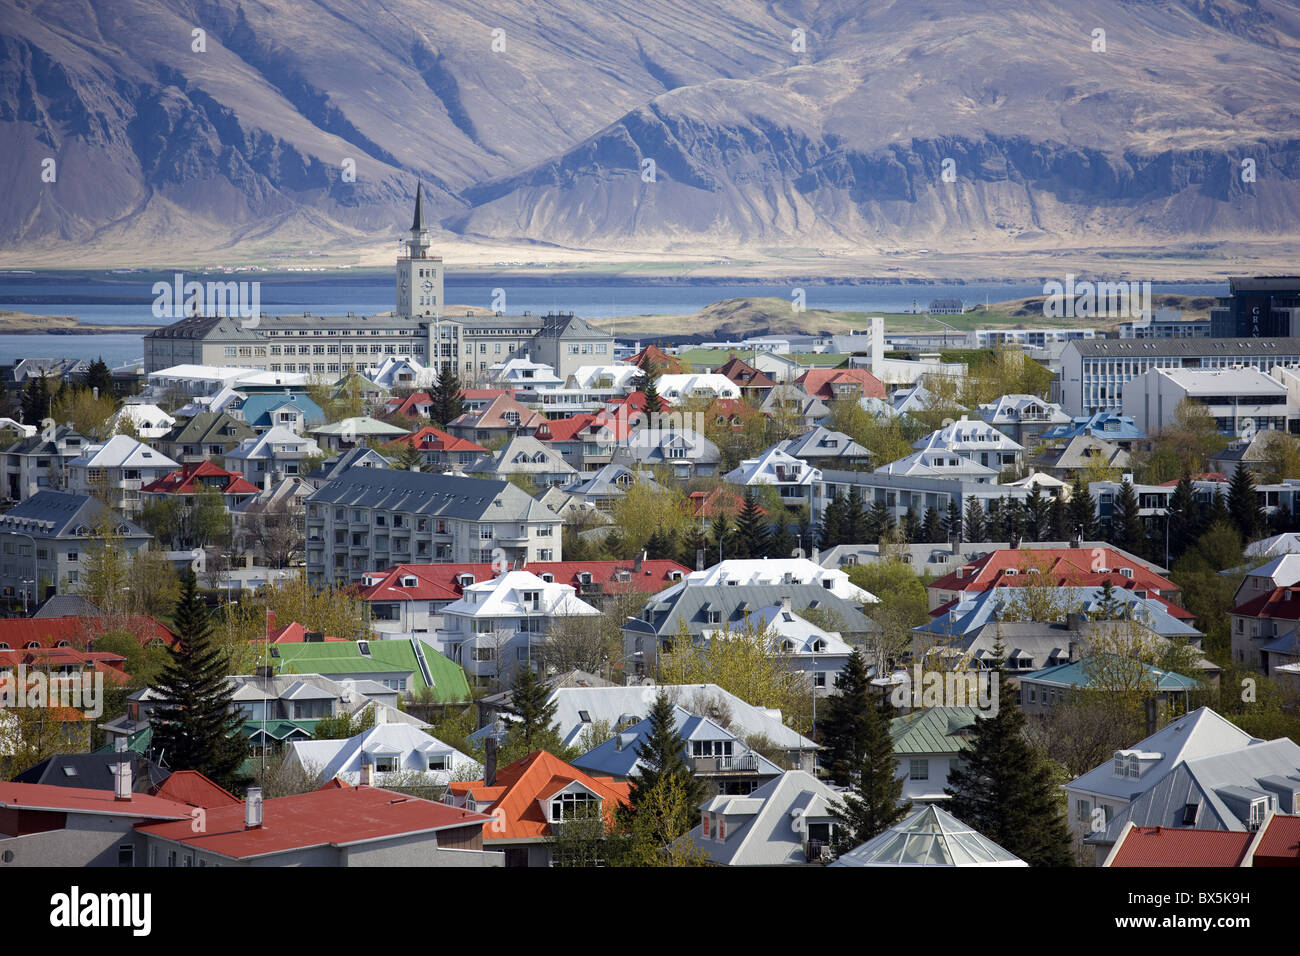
[678,524,710,570]
[1092,578,1125,620]
[428,363,465,426]
[150,570,247,789]
[1227,462,1265,544]
[920,507,941,544]
[865,500,893,544]
[769,513,796,559]
[986,498,1004,540]
[733,488,769,559]
[830,689,909,852]
[1023,486,1051,542]
[819,494,846,549]
[711,512,732,560]
[1002,497,1024,543]
[509,665,557,750]
[1165,472,1199,562]
[819,649,875,786]
[900,508,919,544]
[944,647,1073,867]
[845,487,867,542]
[394,440,423,471]
[1108,479,1146,557]
[963,497,987,543]
[942,499,963,543]
[623,691,706,835]
[1048,494,1067,541]
[640,365,664,416]
[1207,487,1232,530]
[1066,474,1098,540]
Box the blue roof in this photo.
[1042,413,1146,443]
[915,586,1201,640]
[1021,656,1201,691]
[236,393,326,429]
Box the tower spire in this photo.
[411,181,427,233]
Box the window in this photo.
[551,790,598,822]
[908,759,928,780]
[472,645,496,661]
[118,844,135,867]
[1076,798,1092,822]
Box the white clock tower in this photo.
[396,182,443,319]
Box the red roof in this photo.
[1230,586,1300,622]
[136,783,491,860]
[361,559,691,603]
[142,460,259,496]
[796,367,886,401]
[1108,826,1254,867]
[447,750,630,841]
[714,356,776,390]
[0,615,177,651]
[266,621,347,644]
[535,410,633,444]
[1253,814,1300,866]
[930,548,1179,603]
[623,345,684,374]
[447,394,545,431]
[384,425,486,454]
[535,414,596,443]
[382,392,433,418]
[0,781,194,820]
[461,388,513,401]
[150,771,242,809]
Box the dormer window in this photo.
[551,790,599,823]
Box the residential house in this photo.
[616,426,721,480]
[137,779,501,867]
[1041,412,1146,451]
[444,750,631,867]
[310,416,410,454]
[796,368,887,403]
[304,467,563,584]
[913,417,1024,475]
[382,391,435,420]
[285,720,479,788]
[231,393,325,435]
[778,426,871,470]
[1103,813,1300,867]
[1,426,88,501]
[737,599,855,696]
[383,426,486,471]
[665,558,876,602]
[141,460,260,513]
[445,394,546,444]
[465,435,578,488]
[1018,657,1201,716]
[0,492,152,601]
[560,464,659,511]
[713,355,776,399]
[724,446,821,508]
[66,435,179,518]
[572,705,783,795]
[890,706,982,805]
[155,411,255,464]
[977,394,1072,447]
[1064,706,1261,844]
[438,570,601,685]
[760,383,829,431]
[1229,585,1300,673]
[223,426,322,489]
[814,468,1033,533]
[653,373,741,403]
[687,770,844,865]
[303,446,391,490]
[1032,434,1130,481]
[830,804,1027,867]
[110,403,176,440]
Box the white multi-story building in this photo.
[1122,366,1296,437]
[223,426,322,489]
[654,374,741,402]
[723,446,821,508]
[66,435,179,517]
[438,570,600,685]
[911,417,1023,474]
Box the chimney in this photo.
[112,737,132,802]
[635,551,644,573]
[1066,613,1084,633]
[781,595,792,614]
[1070,526,1082,549]
[374,705,386,726]
[1068,640,1080,661]
[359,762,374,786]
[245,787,263,829]
[485,735,498,787]
[696,548,705,572]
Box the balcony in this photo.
[578,581,603,596]
[688,753,759,774]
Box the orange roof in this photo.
[0,615,176,651]
[1253,814,1300,866]
[362,559,690,603]
[447,750,631,841]
[266,621,347,644]
[796,367,886,401]
[930,548,1179,602]
[382,392,433,418]
[714,356,776,389]
[623,345,683,374]
[385,425,486,454]
[0,781,194,820]
[1108,826,1253,867]
[151,771,242,809]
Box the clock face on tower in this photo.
[422,280,434,294]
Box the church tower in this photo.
[396,183,443,319]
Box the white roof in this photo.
[737,605,854,657]
[148,364,258,383]
[664,558,875,603]
[1243,553,1300,589]
[831,804,1027,867]
[547,684,817,751]
[566,364,642,390]
[655,373,741,400]
[231,370,312,387]
[914,417,1023,453]
[70,434,178,470]
[724,446,821,487]
[1154,366,1286,394]
[286,722,477,786]
[688,771,843,866]
[442,570,601,619]
[226,426,320,461]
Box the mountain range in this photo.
[4,0,1300,262]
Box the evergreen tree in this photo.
[428,363,466,426]
[644,527,677,560]
[679,524,709,570]
[623,691,707,834]
[732,488,769,559]
[769,512,796,559]
[1166,472,1199,562]
[640,367,664,416]
[1092,578,1125,620]
[85,357,114,398]
[1048,494,1067,541]
[942,498,963,543]
[964,497,987,543]
[944,648,1073,867]
[865,500,893,544]
[1002,497,1024,543]
[1066,474,1098,540]
[1227,463,1265,544]
[920,507,941,544]
[830,690,910,853]
[819,494,846,549]
[509,665,557,750]
[819,649,875,786]
[844,487,867,543]
[1023,486,1051,542]
[711,513,732,560]
[900,508,919,544]
[394,440,423,471]
[1207,487,1231,531]
[149,570,246,789]
[1109,479,1146,557]
[986,498,1003,540]
[20,374,52,426]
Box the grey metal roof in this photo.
[13,752,170,792]
[0,491,150,540]
[687,770,844,866]
[633,583,877,638]
[1070,337,1300,358]
[306,465,553,521]
[32,593,102,618]
[891,706,982,756]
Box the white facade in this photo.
[654,374,741,402]
[659,558,876,604]
[723,446,821,507]
[911,417,1023,473]
[1122,366,1294,437]
[223,426,322,489]
[67,435,179,517]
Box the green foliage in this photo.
[830,691,909,854]
[623,691,707,836]
[94,631,171,687]
[311,703,378,740]
[847,561,930,675]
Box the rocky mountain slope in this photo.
[3,0,1300,259]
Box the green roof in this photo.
[273,639,471,703]
[93,726,153,755]
[674,348,850,370]
[890,707,983,756]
